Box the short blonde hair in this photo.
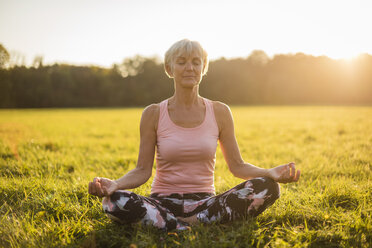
[164,39,209,78]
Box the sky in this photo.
[0,0,371,67]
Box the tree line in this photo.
[0,45,371,108]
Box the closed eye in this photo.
[192,59,201,65]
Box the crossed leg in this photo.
[102,177,280,230]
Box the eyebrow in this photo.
[175,56,201,61]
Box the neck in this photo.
[171,84,201,108]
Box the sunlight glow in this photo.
[0,0,371,67]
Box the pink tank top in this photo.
[151,98,219,194]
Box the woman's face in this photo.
[168,51,203,88]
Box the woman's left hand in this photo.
[268,162,301,183]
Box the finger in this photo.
[288,162,296,177]
[102,186,108,196]
[287,170,300,183]
[93,177,100,184]
[95,181,104,197]
[93,182,99,196]
[89,182,96,195]
[284,164,291,178]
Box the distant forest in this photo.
[0,45,371,108]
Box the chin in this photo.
[181,81,199,88]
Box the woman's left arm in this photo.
[213,102,300,183]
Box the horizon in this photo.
[1,0,372,67]
[2,50,372,69]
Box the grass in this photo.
[0,106,371,247]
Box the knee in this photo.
[247,177,280,201]
[102,195,115,213]
[102,191,146,224]
[102,190,133,213]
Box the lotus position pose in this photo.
[88,39,300,231]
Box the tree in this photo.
[0,44,10,69]
[32,56,43,68]
[115,55,146,78]
[247,50,269,66]
[9,50,26,67]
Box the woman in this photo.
[88,39,300,231]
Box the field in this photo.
[0,106,371,247]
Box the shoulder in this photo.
[141,103,160,131]
[210,100,234,132]
[142,103,160,117]
[211,100,232,119]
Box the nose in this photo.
[185,61,193,71]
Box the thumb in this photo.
[102,185,109,196]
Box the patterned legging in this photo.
[102,177,280,231]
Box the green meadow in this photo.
[0,106,371,247]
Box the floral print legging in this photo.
[102,177,280,231]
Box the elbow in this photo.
[144,169,152,181]
[229,163,245,179]
[137,166,152,182]
[231,170,245,179]
[229,166,238,177]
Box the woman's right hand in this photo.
[88,177,118,197]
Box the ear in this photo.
[165,64,174,78]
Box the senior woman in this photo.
[88,39,300,231]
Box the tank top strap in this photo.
[203,98,211,114]
[158,99,168,125]
[202,98,218,127]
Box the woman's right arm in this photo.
[88,104,159,197]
